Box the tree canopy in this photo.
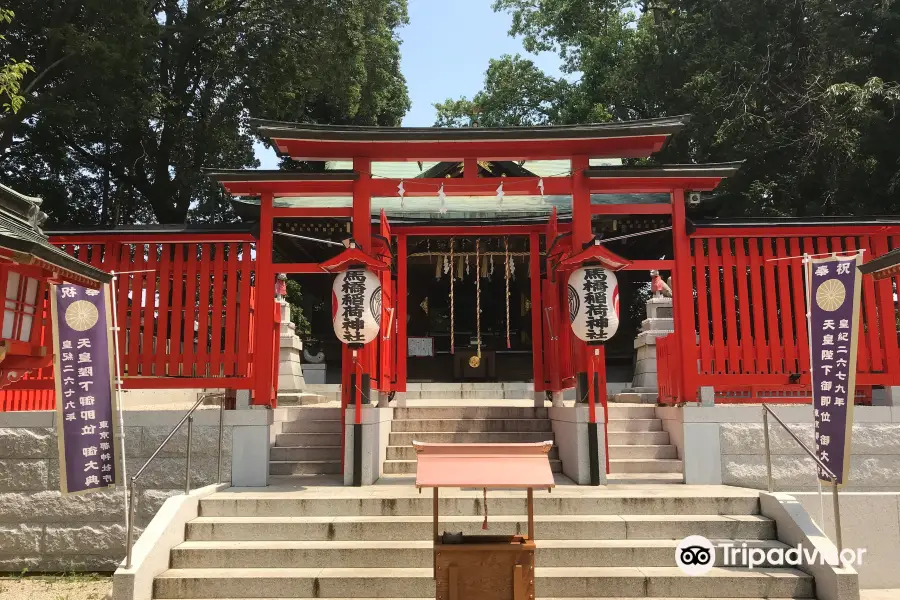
[436,0,900,218]
[0,0,410,226]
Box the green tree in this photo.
[0,7,32,113]
[0,0,410,225]
[434,55,574,127]
[449,0,900,218]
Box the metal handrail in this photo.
[544,307,557,341]
[762,404,843,556]
[124,392,226,569]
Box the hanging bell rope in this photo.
[469,239,482,369]
[450,238,455,355]
[482,487,489,530]
[476,239,481,360]
[504,237,511,349]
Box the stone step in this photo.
[275,433,342,447]
[609,459,685,474]
[269,461,341,476]
[612,392,658,404]
[187,514,773,541]
[606,419,662,432]
[170,539,790,569]
[405,382,532,391]
[606,405,658,419]
[607,445,677,460]
[607,473,686,484]
[392,407,548,420]
[405,391,537,399]
[383,458,564,475]
[153,566,813,599]
[607,431,670,445]
[198,494,760,518]
[159,598,813,600]
[270,446,342,462]
[533,566,814,598]
[278,407,342,419]
[276,393,330,407]
[385,444,560,461]
[388,431,554,445]
[390,418,552,433]
[281,420,342,434]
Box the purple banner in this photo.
[52,283,120,495]
[807,253,862,486]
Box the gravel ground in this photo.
[0,576,110,600]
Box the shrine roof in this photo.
[252,116,691,161]
[413,441,556,490]
[253,116,688,141]
[0,183,110,286]
[47,223,255,236]
[206,169,357,182]
[859,247,900,278]
[691,216,900,228]
[585,162,743,179]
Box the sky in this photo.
[254,0,564,168]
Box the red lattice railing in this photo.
[1,236,259,411]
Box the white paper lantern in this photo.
[331,268,382,346]
[568,266,620,343]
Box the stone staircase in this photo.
[608,404,683,483]
[384,406,562,475]
[152,487,817,599]
[269,407,341,477]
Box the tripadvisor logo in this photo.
[676,536,715,575]
[676,535,867,575]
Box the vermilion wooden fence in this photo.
[0,235,261,411]
[658,226,900,404]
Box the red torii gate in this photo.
[209,117,739,413]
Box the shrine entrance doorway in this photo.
[404,234,536,383]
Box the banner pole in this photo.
[801,254,824,523]
[109,272,130,537]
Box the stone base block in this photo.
[301,364,326,384]
[631,372,658,388]
[343,408,393,486]
[640,317,675,331]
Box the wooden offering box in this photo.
[413,441,556,600]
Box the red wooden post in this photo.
[671,188,699,403]
[127,245,145,376]
[182,245,199,377]
[155,244,172,376]
[571,155,591,405]
[223,243,239,376]
[210,243,226,377]
[253,192,277,405]
[761,239,782,373]
[788,238,810,375]
[774,238,796,373]
[693,238,712,375]
[168,244,185,375]
[351,157,372,430]
[396,234,408,393]
[236,243,252,377]
[140,244,159,376]
[529,233,544,394]
[872,235,900,379]
[196,244,212,377]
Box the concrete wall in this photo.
[549,405,607,485]
[791,492,900,589]
[343,407,393,486]
[668,405,900,491]
[0,407,267,572]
